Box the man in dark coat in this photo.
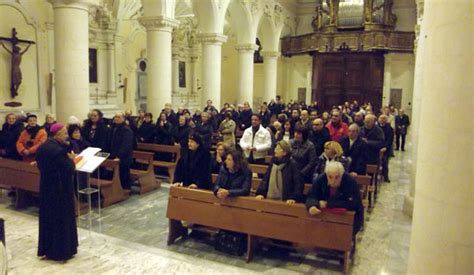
[306,161,363,236]
[340,123,368,175]
[238,102,253,131]
[36,123,78,261]
[195,112,214,150]
[290,127,317,183]
[395,109,410,151]
[308,118,331,156]
[109,113,134,190]
[173,133,212,190]
[174,116,191,155]
[360,114,385,165]
[378,114,394,182]
[0,113,23,160]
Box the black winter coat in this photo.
[138,121,156,143]
[0,121,23,160]
[305,173,363,235]
[309,127,331,156]
[257,157,304,202]
[82,120,109,150]
[360,125,385,165]
[174,147,212,190]
[290,139,317,182]
[195,122,213,150]
[155,122,175,145]
[340,137,368,175]
[213,166,251,197]
[108,123,134,165]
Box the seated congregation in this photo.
[0,96,409,271]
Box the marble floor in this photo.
[0,147,413,274]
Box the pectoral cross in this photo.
[0,28,35,98]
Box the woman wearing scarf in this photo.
[16,114,47,162]
[256,140,304,203]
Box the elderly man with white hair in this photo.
[305,161,364,235]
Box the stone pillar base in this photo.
[403,194,414,217]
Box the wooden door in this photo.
[389,88,402,109]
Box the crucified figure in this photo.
[1,42,31,97]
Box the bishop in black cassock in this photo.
[36,123,78,261]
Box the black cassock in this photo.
[36,138,78,261]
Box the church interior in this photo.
[0,0,472,274]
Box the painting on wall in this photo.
[89,48,97,83]
[179,61,186,88]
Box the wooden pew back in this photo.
[131,151,160,194]
[167,186,354,252]
[90,159,129,207]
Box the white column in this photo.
[236,43,257,108]
[198,33,227,109]
[107,42,116,96]
[139,16,179,115]
[407,1,472,274]
[49,0,98,123]
[261,51,280,102]
[190,55,198,95]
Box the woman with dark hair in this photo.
[136,110,146,128]
[210,142,229,174]
[290,126,317,182]
[137,113,155,143]
[155,111,175,145]
[0,113,23,160]
[82,109,109,150]
[68,125,90,154]
[256,140,304,203]
[173,133,212,190]
[276,120,293,142]
[214,149,251,199]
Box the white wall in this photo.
[383,53,415,115]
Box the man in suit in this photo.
[340,123,368,176]
[395,109,410,151]
[378,115,394,182]
[109,112,134,190]
[360,114,385,165]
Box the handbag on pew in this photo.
[214,230,247,256]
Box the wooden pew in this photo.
[131,151,160,194]
[136,143,181,183]
[354,175,371,209]
[0,158,40,208]
[167,186,355,273]
[248,164,268,176]
[0,158,87,214]
[90,159,129,207]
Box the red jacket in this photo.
[325,121,349,142]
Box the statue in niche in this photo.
[326,0,340,26]
[0,28,35,98]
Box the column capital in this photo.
[235,43,258,53]
[196,33,227,45]
[138,16,180,32]
[48,0,99,10]
[260,51,281,58]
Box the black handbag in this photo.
[214,230,247,256]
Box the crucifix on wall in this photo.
[0,28,35,98]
